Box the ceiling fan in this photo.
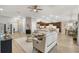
[28,5,42,12]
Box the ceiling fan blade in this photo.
[28,5,42,12]
[33,5,38,9]
[28,6,33,9]
[37,9,42,10]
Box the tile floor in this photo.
[12,32,79,53]
[49,33,79,53]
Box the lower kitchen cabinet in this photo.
[1,39,12,53]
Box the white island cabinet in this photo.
[33,31,58,53]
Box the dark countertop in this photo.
[0,36,12,41]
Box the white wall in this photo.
[0,15,26,33]
[32,19,37,32]
[0,15,12,33]
[0,15,12,23]
[11,17,26,33]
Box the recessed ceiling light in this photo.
[0,8,3,11]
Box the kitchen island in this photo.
[33,29,58,53]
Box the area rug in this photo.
[14,37,33,53]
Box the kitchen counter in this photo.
[0,36,12,41]
[0,34,12,53]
